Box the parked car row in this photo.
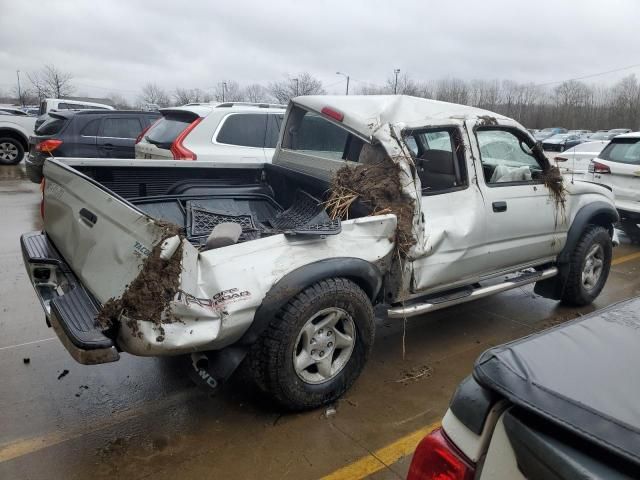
[531,127,633,151]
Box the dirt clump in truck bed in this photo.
[97,222,184,335]
[326,148,416,256]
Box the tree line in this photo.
[5,65,640,130]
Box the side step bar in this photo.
[388,267,558,319]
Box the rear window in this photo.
[599,139,640,165]
[288,111,349,159]
[146,114,195,147]
[35,117,67,135]
[216,113,268,148]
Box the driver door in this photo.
[468,123,567,272]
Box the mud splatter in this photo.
[326,151,416,256]
[97,222,184,338]
[542,165,567,226]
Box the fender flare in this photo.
[0,126,29,150]
[557,201,619,264]
[239,257,382,346]
[535,201,618,300]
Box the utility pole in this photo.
[222,82,227,102]
[293,78,299,97]
[393,68,401,95]
[16,70,23,106]
[336,72,350,95]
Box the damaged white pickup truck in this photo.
[22,95,619,410]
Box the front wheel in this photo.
[561,225,612,306]
[246,278,375,410]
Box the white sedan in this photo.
[551,140,609,179]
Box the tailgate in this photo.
[42,159,179,304]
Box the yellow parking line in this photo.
[612,251,640,266]
[320,421,441,480]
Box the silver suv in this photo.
[135,102,285,163]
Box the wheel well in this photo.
[0,129,28,151]
[590,212,616,236]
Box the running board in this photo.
[387,267,558,319]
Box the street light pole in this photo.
[16,70,23,106]
[393,69,401,95]
[293,78,299,97]
[336,72,350,95]
[222,82,227,102]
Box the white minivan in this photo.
[590,132,640,240]
[38,98,114,115]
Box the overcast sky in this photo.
[1,0,638,101]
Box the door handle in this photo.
[79,208,97,227]
[102,144,115,150]
[492,201,507,212]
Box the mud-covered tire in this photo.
[561,225,612,306]
[0,137,24,165]
[246,278,375,411]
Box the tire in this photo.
[0,137,25,165]
[561,225,612,306]
[246,278,375,410]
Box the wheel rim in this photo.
[582,243,604,291]
[0,142,19,162]
[293,307,356,385]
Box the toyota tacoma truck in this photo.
[21,95,618,410]
[408,297,640,480]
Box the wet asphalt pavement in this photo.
[1,163,639,480]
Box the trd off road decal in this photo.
[176,288,252,309]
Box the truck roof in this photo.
[293,95,511,137]
[474,296,640,466]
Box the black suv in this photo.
[26,110,160,183]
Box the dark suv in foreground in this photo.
[26,110,159,183]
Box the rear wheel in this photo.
[246,278,375,410]
[561,225,612,306]
[0,137,24,165]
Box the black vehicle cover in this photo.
[474,297,640,466]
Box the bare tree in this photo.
[109,93,132,110]
[173,87,212,105]
[212,81,244,102]
[11,85,37,106]
[269,73,325,104]
[27,64,74,101]
[138,83,171,107]
[243,83,271,103]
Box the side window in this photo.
[264,114,284,148]
[80,118,101,136]
[476,129,543,184]
[101,117,142,138]
[404,128,467,194]
[288,111,349,160]
[216,113,267,148]
[57,103,71,110]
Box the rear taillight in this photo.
[40,178,46,220]
[35,139,62,153]
[136,118,160,144]
[170,117,203,160]
[407,428,475,480]
[589,160,611,174]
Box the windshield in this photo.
[599,139,640,165]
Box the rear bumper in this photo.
[20,231,119,365]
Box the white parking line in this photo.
[0,337,55,351]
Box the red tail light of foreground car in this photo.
[407,427,476,480]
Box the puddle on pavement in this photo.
[0,165,28,181]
